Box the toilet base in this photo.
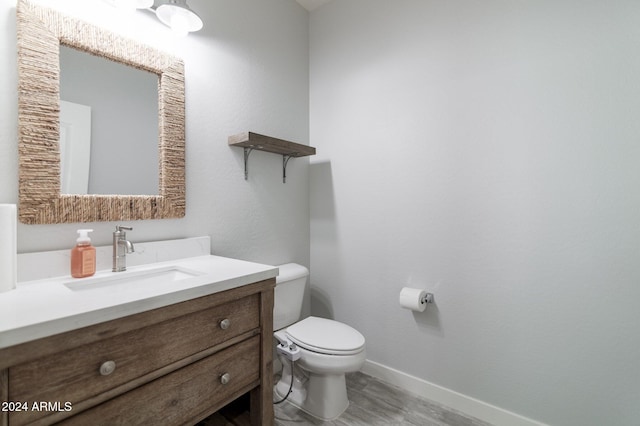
[275,359,349,421]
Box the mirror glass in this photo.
[59,46,159,196]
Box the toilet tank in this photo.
[273,263,309,331]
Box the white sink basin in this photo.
[64,266,204,294]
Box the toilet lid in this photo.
[286,316,365,355]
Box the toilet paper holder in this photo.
[421,292,434,305]
[399,287,435,312]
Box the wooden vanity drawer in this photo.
[60,336,260,426]
[8,294,259,425]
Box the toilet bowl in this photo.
[273,264,366,420]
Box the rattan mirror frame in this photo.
[17,0,185,224]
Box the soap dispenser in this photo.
[71,229,96,278]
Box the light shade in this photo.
[156,0,203,35]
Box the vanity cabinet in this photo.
[0,279,275,426]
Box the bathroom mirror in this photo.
[59,46,159,196]
[17,0,185,224]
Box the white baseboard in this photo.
[361,360,548,426]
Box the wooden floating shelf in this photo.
[229,132,316,157]
[228,132,316,183]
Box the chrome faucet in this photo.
[112,225,135,272]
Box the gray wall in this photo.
[309,1,640,425]
[0,0,310,274]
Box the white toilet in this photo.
[273,263,366,420]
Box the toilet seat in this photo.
[286,316,365,355]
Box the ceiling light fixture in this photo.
[151,0,203,37]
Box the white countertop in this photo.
[0,253,278,350]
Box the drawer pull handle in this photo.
[220,373,231,385]
[99,360,116,376]
[219,318,231,330]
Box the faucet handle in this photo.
[115,225,133,232]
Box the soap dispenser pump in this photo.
[71,229,96,278]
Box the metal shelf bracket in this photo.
[243,147,255,180]
[282,154,297,184]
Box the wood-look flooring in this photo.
[202,371,492,426]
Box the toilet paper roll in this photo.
[0,204,17,293]
[399,287,428,312]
